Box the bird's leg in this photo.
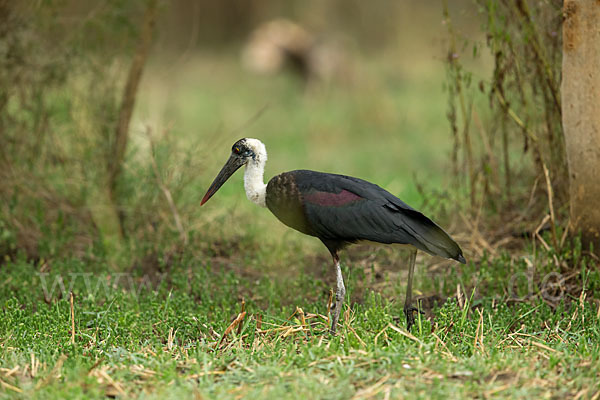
[403,249,422,332]
[330,253,345,335]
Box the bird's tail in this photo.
[399,208,466,264]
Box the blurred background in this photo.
[1,0,564,285]
[141,0,489,193]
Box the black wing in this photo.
[290,170,465,262]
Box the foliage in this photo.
[0,1,169,261]
[443,0,565,221]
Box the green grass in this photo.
[1,247,599,399]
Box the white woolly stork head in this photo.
[201,138,268,208]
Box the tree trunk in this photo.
[562,0,600,252]
[106,0,157,238]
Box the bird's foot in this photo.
[403,305,424,332]
[329,290,344,335]
[329,314,341,336]
[329,301,343,336]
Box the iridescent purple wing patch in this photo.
[303,190,363,207]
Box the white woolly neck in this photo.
[243,138,268,208]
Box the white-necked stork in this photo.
[201,138,466,334]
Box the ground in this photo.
[1,248,599,399]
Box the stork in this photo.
[201,138,466,334]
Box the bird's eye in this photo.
[234,147,240,154]
[243,150,253,157]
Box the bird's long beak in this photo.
[201,154,246,205]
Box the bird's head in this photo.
[201,138,267,205]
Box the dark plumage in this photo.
[267,170,465,262]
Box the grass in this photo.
[1,247,599,399]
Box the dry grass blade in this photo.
[130,365,157,379]
[87,357,105,375]
[534,214,552,252]
[256,314,262,330]
[237,299,246,335]
[30,352,38,378]
[70,292,75,345]
[0,366,19,378]
[456,284,464,310]
[528,339,558,354]
[0,378,22,393]
[474,308,484,354]
[282,326,305,338]
[297,307,307,333]
[542,162,559,251]
[96,368,126,397]
[187,371,226,379]
[484,383,512,397]
[373,325,388,347]
[347,324,366,348]
[35,354,68,390]
[352,374,391,399]
[578,290,586,327]
[215,312,247,349]
[573,388,589,400]
[285,308,298,323]
[431,332,457,361]
[167,327,176,350]
[388,323,422,346]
